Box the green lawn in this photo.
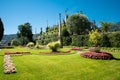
[0,47,120,80]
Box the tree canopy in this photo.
[100,21,113,33]
[0,18,4,41]
[66,13,91,35]
[17,23,33,42]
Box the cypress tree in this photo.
[0,18,4,41]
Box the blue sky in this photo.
[0,0,120,34]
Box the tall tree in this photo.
[17,23,33,42]
[0,18,4,41]
[100,21,113,33]
[66,13,91,35]
[40,27,43,35]
[58,13,63,48]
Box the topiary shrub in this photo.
[47,41,60,52]
[26,42,34,48]
[35,44,43,49]
[80,52,114,60]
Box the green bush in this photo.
[35,41,43,49]
[19,37,29,46]
[89,47,101,52]
[26,42,34,48]
[89,30,101,46]
[71,35,90,47]
[62,27,70,37]
[47,41,60,52]
[38,32,58,45]
[99,33,110,47]
[108,32,120,47]
[71,35,78,46]
[63,36,72,46]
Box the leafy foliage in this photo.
[99,33,110,47]
[26,42,34,48]
[38,25,59,45]
[62,26,70,37]
[35,41,43,49]
[47,41,60,52]
[110,22,120,32]
[66,13,91,35]
[71,35,90,47]
[11,39,21,46]
[89,30,101,46]
[100,21,113,32]
[17,23,33,42]
[63,36,71,46]
[89,47,101,52]
[108,32,120,47]
[0,18,4,41]
[18,37,29,46]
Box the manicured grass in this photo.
[0,47,120,80]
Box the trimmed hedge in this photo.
[108,32,120,47]
[70,32,120,47]
[63,36,72,46]
[71,35,90,47]
[47,41,60,52]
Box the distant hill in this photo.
[1,34,17,45]
[1,34,39,45]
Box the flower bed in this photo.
[4,52,30,55]
[80,52,114,60]
[4,55,16,74]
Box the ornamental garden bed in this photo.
[80,51,114,60]
[4,52,31,55]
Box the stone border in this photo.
[4,55,16,74]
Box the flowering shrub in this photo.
[47,41,60,52]
[80,52,114,60]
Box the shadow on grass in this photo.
[113,58,120,60]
